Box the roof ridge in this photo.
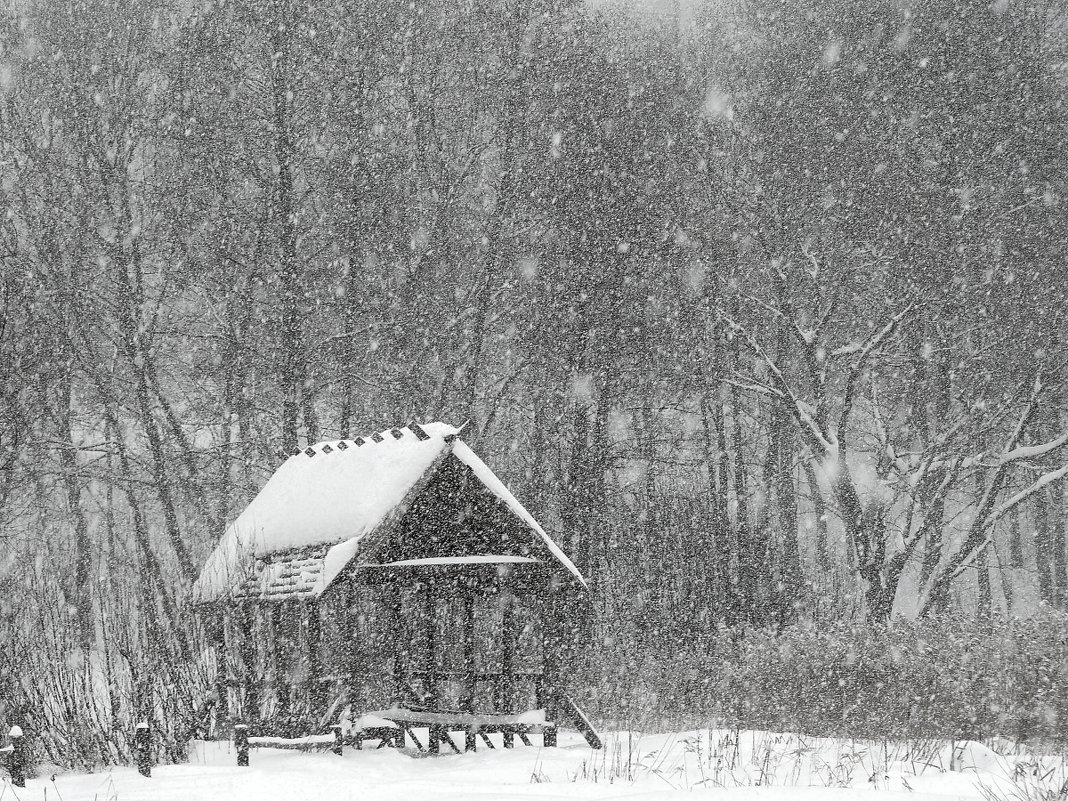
[301,421,460,454]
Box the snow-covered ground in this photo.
[18,728,1064,801]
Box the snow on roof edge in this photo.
[192,422,460,603]
[192,423,589,601]
[450,440,588,590]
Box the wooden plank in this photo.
[401,724,425,752]
[497,589,515,712]
[461,589,475,713]
[560,694,603,749]
[237,605,259,718]
[212,609,229,721]
[361,707,551,728]
[271,603,290,719]
[307,602,325,714]
[247,736,336,751]
[538,587,561,723]
[544,725,557,748]
[347,726,398,751]
[390,585,404,702]
[423,581,437,709]
[439,728,462,754]
[234,724,249,767]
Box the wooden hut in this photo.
[193,422,590,747]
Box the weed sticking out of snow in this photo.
[15,729,1068,801]
[568,728,1068,797]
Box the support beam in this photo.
[423,581,438,710]
[210,607,229,723]
[538,581,562,723]
[389,585,404,703]
[307,602,325,714]
[461,588,475,713]
[237,604,259,720]
[234,723,249,767]
[272,603,290,719]
[497,588,516,713]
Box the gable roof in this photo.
[192,422,585,603]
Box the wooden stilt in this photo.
[544,726,557,748]
[134,722,152,777]
[212,608,228,726]
[424,580,437,710]
[539,583,561,726]
[307,603,325,715]
[234,723,249,767]
[461,589,475,713]
[390,586,404,703]
[273,603,291,719]
[8,726,26,787]
[498,588,516,714]
[237,605,259,720]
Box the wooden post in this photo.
[423,579,437,710]
[234,723,249,767]
[237,604,259,720]
[461,588,475,713]
[331,724,343,756]
[211,607,229,725]
[340,580,363,709]
[539,581,562,727]
[544,726,557,748]
[390,586,405,703]
[498,588,516,714]
[273,603,291,720]
[307,602,325,716]
[8,725,25,788]
[465,728,476,752]
[134,722,152,777]
[500,586,517,749]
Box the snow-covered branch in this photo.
[996,433,1068,465]
[950,462,1068,581]
[835,304,914,449]
[719,311,836,453]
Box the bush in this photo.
[581,611,1068,743]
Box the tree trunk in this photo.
[56,372,94,648]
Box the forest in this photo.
[0,0,1067,768]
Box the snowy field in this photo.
[19,728,1067,801]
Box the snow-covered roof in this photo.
[192,422,586,603]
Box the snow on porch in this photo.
[192,422,585,603]
[27,728,1043,801]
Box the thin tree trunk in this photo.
[56,373,94,648]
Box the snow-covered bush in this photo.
[581,612,1068,743]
